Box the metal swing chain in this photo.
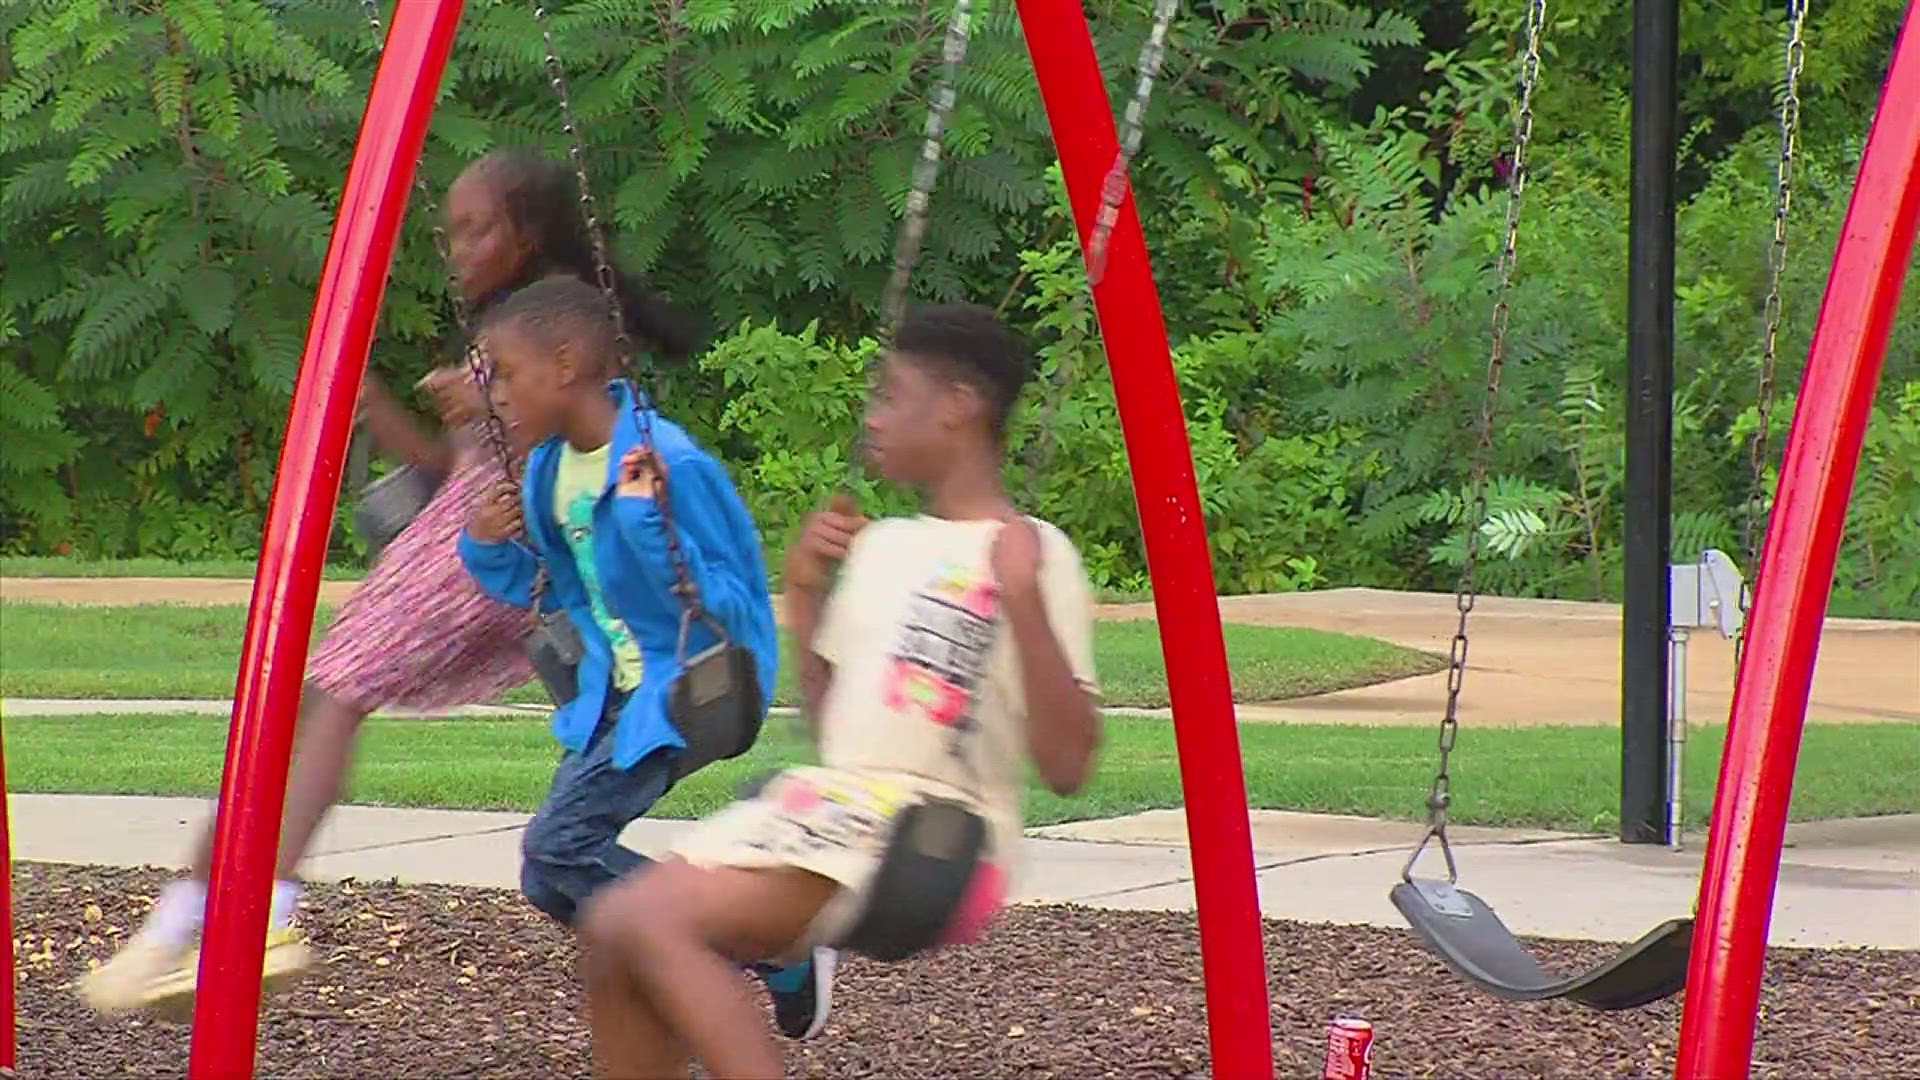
[1022,0,1178,507]
[362,0,505,472]
[841,0,974,490]
[1405,0,1547,885]
[1738,0,1808,660]
[360,0,550,619]
[878,0,974,340]
[1085,0,1177,285]
[534,3,709,624]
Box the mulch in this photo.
[9,862,1917,1078]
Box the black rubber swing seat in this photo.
[1390,880,1694,1011]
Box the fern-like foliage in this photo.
[1,0,367,550]
[4,0,1431,552]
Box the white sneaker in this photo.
[80,927,313,1021]
[78,932,190,1016]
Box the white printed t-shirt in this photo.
[671,515,1098,940]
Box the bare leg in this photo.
[187,684,368,881]
[582,940,688,1078]
[579,860,838,1080]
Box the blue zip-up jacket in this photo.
[456,380,778,771]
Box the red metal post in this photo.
[1014,5,1274,1078]
[186,3,463,1076]
[1674,7,1920,1078]
[2,723,15,1073]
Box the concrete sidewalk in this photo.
[10,794,1916,951]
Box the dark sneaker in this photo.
[760,947,837,1040]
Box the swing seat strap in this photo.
[837,797,991,962]
[666,639,766,783]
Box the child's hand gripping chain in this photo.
[468,481,523,544]
[786,491,869,594]
[615,446,663,499]
[416,365,486,427]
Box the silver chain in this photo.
[847,0,973,488]
[534,7,633,361]
[534,3,708,622]
[1024,0,1179,507]
[1739,0,1808,657]
[878,0,973,338]
[1084,0,1176,285]
[1406,0,1546,884]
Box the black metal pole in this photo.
[1622,0,1679,845]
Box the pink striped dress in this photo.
[308,427,535,712]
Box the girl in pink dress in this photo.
[81,149,699,1016]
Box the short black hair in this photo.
[479,274,623,375]
[892,303,1032,439]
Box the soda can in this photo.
[1322,1017,1374,1080]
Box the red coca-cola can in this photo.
[1322,1017,1374,1080]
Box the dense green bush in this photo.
[3,0,1916,616]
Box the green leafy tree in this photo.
[3,0,1420,558]
[1,0,365,554]
[1458,0,1910,180]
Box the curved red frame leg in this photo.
[1675,6,1920,1077]
[1015,4,1275,1078]
[187,4,464,1077]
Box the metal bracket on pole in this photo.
[1671,548,1745,640]
[1666,548,1746,848]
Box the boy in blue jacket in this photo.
[457,274,834,1039]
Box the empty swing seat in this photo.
[1390,881,1693,1011]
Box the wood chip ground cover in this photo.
[11,864,1915,1078]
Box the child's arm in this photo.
[456,481,552,610]
[784,493,868,739]
[611,449,768,648]
[997,520,1101,796]
[787,588,833,739]
[359,376,456,477]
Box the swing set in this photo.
[0,2,1915,1079]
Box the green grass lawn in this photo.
[0,555,366,580]
[3,712,1914,832]
[0,601,1442,708]
[10,555,1913,621]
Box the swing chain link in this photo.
[361,0,547,618]
[847,0,972,487]
[1023,0,1179,508]
[1738,0,1808,655]
[1407,0,1546,885]
[879,0,973,340]
[1085,0,1177,285]
[534,3,707,623]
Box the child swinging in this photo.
[574,303,1103,1079]
[81,151,830,1038]
[459,273,837,1040]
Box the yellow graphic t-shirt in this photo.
[666,516,1098,945]
[810,516,1100,862]
[552,442,643,691]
